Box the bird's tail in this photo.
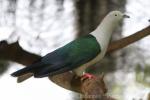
[17,73,33,83]
[11,62,45,83]
[11,68,34,83]
[11,67,32,77]
[11,67,34,83]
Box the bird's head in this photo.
[105,11,130,24]
[99,11,130,33]
[93,10,130,36]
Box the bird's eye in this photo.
[115,14,117,16]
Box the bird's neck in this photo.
[91,18,117,51]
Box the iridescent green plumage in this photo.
[11,34,101,77]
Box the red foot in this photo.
[81,73,96,81]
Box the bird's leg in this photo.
[73,68,96,81]
[81,73,96,81]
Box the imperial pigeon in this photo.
[11,11,130,82]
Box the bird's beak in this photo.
[123,14,130,18]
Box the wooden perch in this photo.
[0,25,150,99]
[107,25,150,52]
[80,75,116,100]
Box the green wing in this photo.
[67,34,101,67]
[39,34,101,77]
[11,34,101,78]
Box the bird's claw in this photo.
[81,73,96,81]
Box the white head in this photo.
[95,10,130,34]
[106,11,129,23]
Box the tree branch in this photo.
[107,26,150,53]
[0,41,41,65]
[0,26,149,99]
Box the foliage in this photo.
[136,64,150,87]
